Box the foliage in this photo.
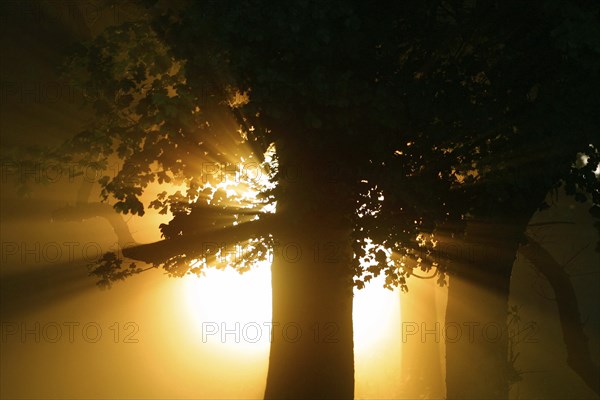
[88,252,143,289]
[4,0,599,290]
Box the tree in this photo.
[27,2,427,398]
[4,1,598,398]
[362,2,600,398]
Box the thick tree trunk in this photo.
[264,220,354,399]
[444,219,529,399]
[263,137,355,399]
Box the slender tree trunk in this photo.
[520,236,600,396]
[444,218,529,399]
[264,137,355,399]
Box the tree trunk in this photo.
[264,220,354,399]
[263,137,355,399]
[444,218,529,399]
[520,235,600,396]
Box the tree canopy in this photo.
[3,0,598,289]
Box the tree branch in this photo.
[52,202,137,248]
[122,215,276,264]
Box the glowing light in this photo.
[179,141,277,353]
[353,275,403,400]
[353,274,400,354]
[183,261,273,354]
[183,259,401,359]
